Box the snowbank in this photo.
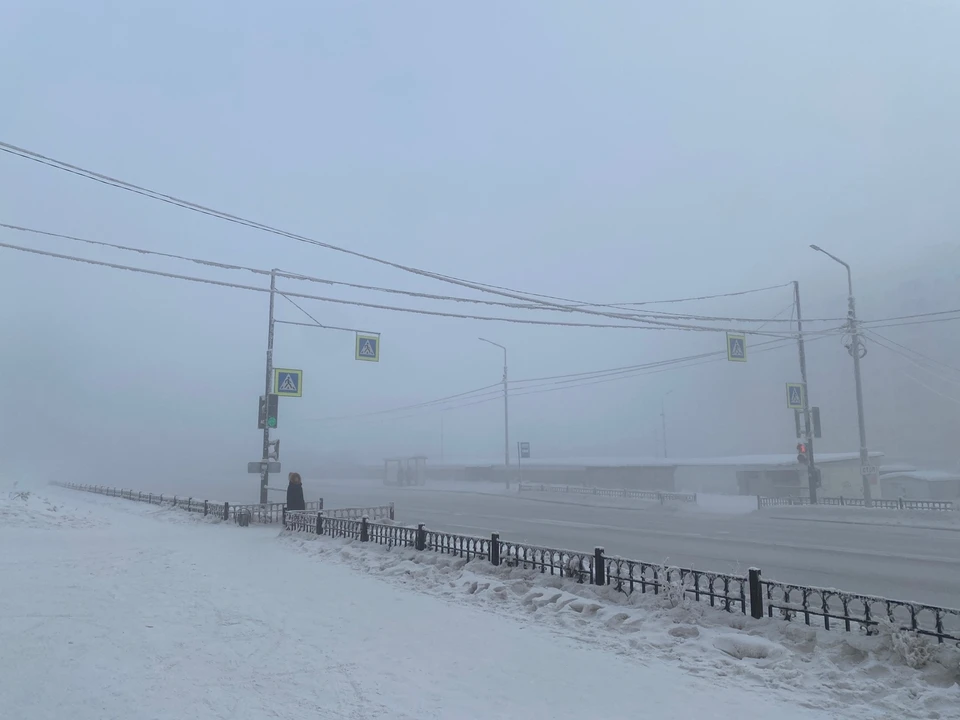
[281,532,960,719]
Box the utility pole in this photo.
[260,269,277,505]
[793,281,818,503]
[810,245,872,506]
[479,338,509,484]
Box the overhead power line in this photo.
[311,334,817,423]
[6,239,795,332]
[862,329,960,375]
[0,141,837,329]
[0,220,832,331]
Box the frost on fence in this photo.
[604,558,748,613]
[761,580,960,644]
[497,541,595,583]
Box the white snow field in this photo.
[2,485,959,719]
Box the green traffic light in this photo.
[267,417,277,428]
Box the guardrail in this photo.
[283,512,960,645]
[758,495,956,511]
[517,482,696,504]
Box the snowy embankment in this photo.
[2,485,958,720]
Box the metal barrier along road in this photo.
[517,482,696,504]
[758,495,956,511]
[283,512,960,646]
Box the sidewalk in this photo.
[0,486,946,719]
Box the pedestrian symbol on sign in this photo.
[726,333,747,362]
[279,375,297,393]
[273,368,303,397]
[786,382,804,410]
[355,333,380,362]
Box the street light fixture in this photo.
[809,244,872,505]
[478,338,510,472]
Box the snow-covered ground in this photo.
[2,484,959,719]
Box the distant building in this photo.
[429,452,884,499]
[879,470,960,501]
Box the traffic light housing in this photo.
[796,442,808,465]
[258,394,279,429]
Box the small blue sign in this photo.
[726,333,747,362]
[355,333,380,362]
[786,382,804,409]
[274,368,303,397]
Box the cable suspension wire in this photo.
[0,239,814,336]
[862,334,960,389]
[313,335,817,423]
[0,142,838,329]
[2,221,842,325]
[862,329,960,374]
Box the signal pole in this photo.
[793,281,818,503]
[260,269,277,504]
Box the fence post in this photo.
[757,495,761,510]
[360,516,369,542]
[389,502,395,521]
[840,496,845,506]
[282,507,287,526]
[491,532,500,566]
[658,492,664,505]
[899,497,904,510]
[223,502,230,521]
[749,568,764,619]
[316,512,323,535]
[415,523,426,551]
[319,497,324,511]
[594,547,605,585]
[203,500,208,516]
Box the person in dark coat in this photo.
[286,472,306,511]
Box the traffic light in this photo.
[797,442,808,465]
[258,394,279,429]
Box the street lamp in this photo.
[661,390,673,458]
[478,338,510,473]
[809,244,872,505]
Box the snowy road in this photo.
[306,482,960,609]
[0,486,863,720]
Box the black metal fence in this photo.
[283,512,960,645]
[758,495,956,511]
[53,482,392,526]
[518,482,696,504]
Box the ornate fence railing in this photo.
[53,482,384,527]
[517,482,696,504]
[283,512,960,645]
[758,495,955,511]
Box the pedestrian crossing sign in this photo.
[273,368,303,397]
[726,333,747,362]
[355,333,380,362]
[786,382,805,410]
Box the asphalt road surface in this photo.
[311,481,960,609]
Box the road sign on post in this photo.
[258,394,280,429]
[274,368,303,397]
[355,333,380,362]
[726,333,746,362]
[519,442,530,459]
[248,461,281,474]
[786,383,805,410]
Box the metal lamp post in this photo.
[809,244,872,506]
[478,338,510,480]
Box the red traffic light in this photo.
[796,443,807,454]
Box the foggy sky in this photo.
[2,0,960,492]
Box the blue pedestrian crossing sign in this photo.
[726,333,747,362]
[273,368,303,397]
[355,333,380,362]
[786,382,805,410]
